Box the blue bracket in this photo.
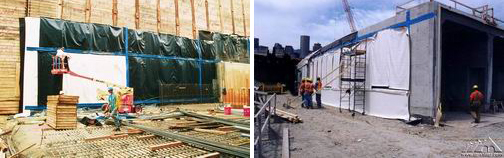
[124,27,130,87]
[194,40,204,103]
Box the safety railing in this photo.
[254,91,276,157]
[396,0,504,25]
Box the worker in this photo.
[304,78,314,109]
[299,78,306,108]
[315,77,322,108]
[106,87,121,131]
[469,85,484,123]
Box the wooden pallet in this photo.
[47,95,79,129]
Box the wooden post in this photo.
[157,0,161,33]
[190,0,196,39]
[230,0,235,34]
[205,0,210,30]
[58,0,64,19]
[175,0,180,36]
[135,0,140,29]
[85,0,91,23]
[218,0,223,32]
[241,0,246,36]
[25,0,31,17]
[112,0,118,26]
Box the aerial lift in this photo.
[50,49,140,113]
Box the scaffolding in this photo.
[339,43,367,115]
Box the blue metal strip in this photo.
[124,27,130,87]
[316,12,437,59]
[26,47,220,63]
[406,10,412,35]
[194,40,204,103]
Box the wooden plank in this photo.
[205,0,209,30]
[110,134,128,139]
[85,135,110,141]
[282,128,289,158]
[149,141,183,151]
[174,0,179,36]
[190,0,196,39]
[159,0,175,34]
[194,128,230,135]
[196,152,220,158]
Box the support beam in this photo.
[58,0,64,19]
[241,0,246,36]
[218,0,223,32]
[205,0,210,30]
[112,0,118,26]
[85,0,91,23]
[190,0,196,39]
[135,0,140,29]
[487,34,494,111]
[175,0,180,36]
[123,122,249,157]
[230,0,235,34]
[157,0,161,33]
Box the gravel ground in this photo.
[256,94,504,158]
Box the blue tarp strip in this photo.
[314,12,436,59]
[26,47,220,63]
[124,27,130,87]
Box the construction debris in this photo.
[275,109,303,123]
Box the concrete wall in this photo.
[358,2,438,118]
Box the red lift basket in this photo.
[51,55,69,75]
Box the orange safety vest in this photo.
[304,83,314,94]
[316,81,322,91]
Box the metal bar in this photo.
[180,111,248,127]
[254,95,275,118]
[124,122,249,157]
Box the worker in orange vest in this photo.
[469,85,484,123]
[299,78,306,108]
[315,77,322,108]
[304,78,314,109]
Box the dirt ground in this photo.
[257,94,504,158]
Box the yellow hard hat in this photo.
[307,78,313,82]
[473,85,478,89]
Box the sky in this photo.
[254,0,504,50]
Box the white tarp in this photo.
[22,17,40,112]
[368,28,410,90]
[62,53,127,103]
[308,28,410,120]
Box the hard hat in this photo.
[108,87,113,91]
[307,78,313,82]
[473,85,478,89]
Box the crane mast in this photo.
[342,0,357,32]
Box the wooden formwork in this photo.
[217,62,250,108]
[0,0,249,114]
[46,95,79,129]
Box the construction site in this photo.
[0,0,250,157]
[255,0,504,157]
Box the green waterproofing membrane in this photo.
[37,53,62,105]
[36,18,248,105]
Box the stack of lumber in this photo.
[47,95,79,129]
[275,109,302,123]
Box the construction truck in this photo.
[50,49,140,113]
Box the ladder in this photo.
[339,43,367,115]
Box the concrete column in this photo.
[486,34,494,110]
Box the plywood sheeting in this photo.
[220,0,233,35]
[47,95,78,129]
[159,0,176,34]
[90,0,114,25]
[139,0,157,32]
[117,0,136,29]
[0,0,25,114]
[28,0,60,18]
[61,0,86,22]
[195,0,208,32]
[233,0,244,36]
[178,0,193,39]
[207,0,221,33]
